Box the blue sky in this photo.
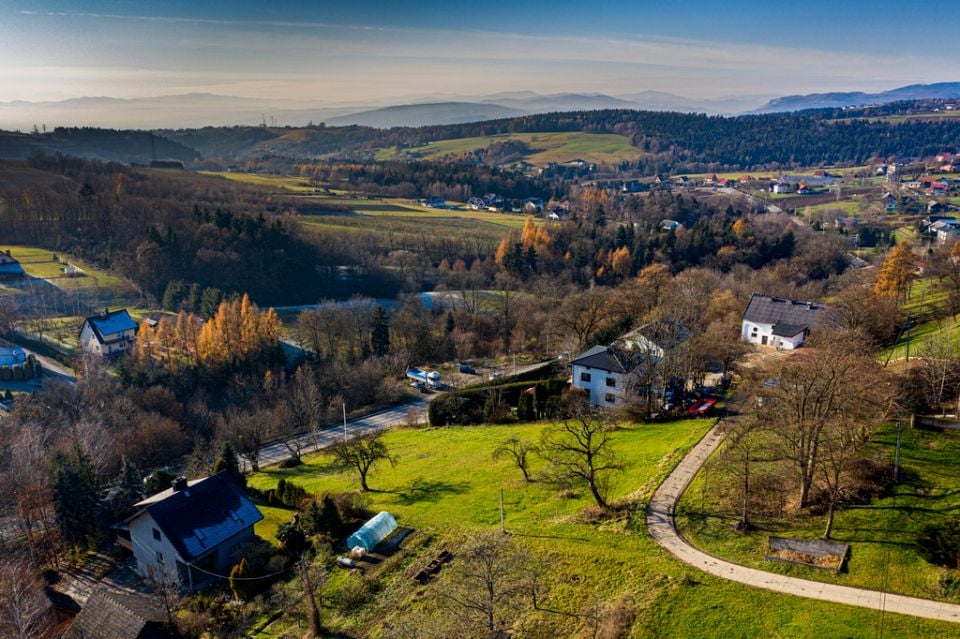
[2,0,959,102]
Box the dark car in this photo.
[458,362,477,375]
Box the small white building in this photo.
[741,294,827,350]
[120,472,263,591]
[79,309,138,357]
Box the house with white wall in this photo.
[79,308,138,357]
[120,472,263,591]
[741,294,827,350]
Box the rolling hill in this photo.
[753,82,960,113]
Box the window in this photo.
[152,528,161,541]
[606,377,616,388]
[156,551,164,564]
[580,372,592,383]
[605,394,616,403]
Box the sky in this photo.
[2,0,960,103]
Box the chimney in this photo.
[171,476,187,492]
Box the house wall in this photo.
[129,511,185,584]
[741,321,806,349]
[79,324,136,356]
[571,365,624,406]
[79,324,103,356]
[773,332,805,350]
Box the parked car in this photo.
[459,362,477,375]
[488,372,503,381]
[410,381,430,393]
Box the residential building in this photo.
[119,472,263,591]
[741,294,828,350]
[0,249,24,280]
[570,345,631,406]
[79,309,138,357]
[771,182,794,194]
[63,587,178,639]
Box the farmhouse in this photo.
[741,294,827,350]
[0,249,25,280]
[79,308,138,357]
[118,472,263,592]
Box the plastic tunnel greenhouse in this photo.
[347,511,397,551]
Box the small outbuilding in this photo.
[347,511,398,552]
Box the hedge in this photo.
[428,377,568,426]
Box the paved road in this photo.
[252,395,432,470]
[646,420,960,624]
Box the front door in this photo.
[761,335,768,345]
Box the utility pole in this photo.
[904,315,912,362]
[499,486,506,534]
[894,416,903,483]
[342,402,348,442]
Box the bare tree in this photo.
[552,288,613,350]
[540,412,623,509]
[331,430,396,492]
[719,419,768,530]
[758,331,888,508]
[0,558,51,639]
[818,417,872,539]
[222,408,272,472]
[437,532,532,635]
[493,437,538,482]
[916,331,960,416]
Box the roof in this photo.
[624,320,692,352]
[82,309,138,344]
[742,294,827,328]
[570,345,630,374]
[63,587,176,639]
[132,472,263,562]
[771,323,807,338]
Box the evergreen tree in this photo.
[370,305,390,357]
[214,441,245,486]
[51,447,102,549]
[112,456,143,521]
[161,281,187,311]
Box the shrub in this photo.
[917,518,960,568]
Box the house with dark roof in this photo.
[0,249,25,280]
[63,587,178,639]
[79,309,138,357]
[741,294,827,350]
[569,321,691,407]
[120,472,263,592]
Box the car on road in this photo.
[458,362,477,375]
[488,372,503,381]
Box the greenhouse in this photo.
[347,511,397,551]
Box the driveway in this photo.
[646,422,960,623]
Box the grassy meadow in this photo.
[0,244,131,293]
[376,132,644,165]
[247,419,959,638]
[677,422,960,604]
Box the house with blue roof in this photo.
[121,472,263,591]
[79,308,138,357]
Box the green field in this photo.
[376,132,645,165]
[677,422,960,604]
[247,419,958,638]
[0,244,131,293]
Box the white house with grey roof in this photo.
[741,294,827,350]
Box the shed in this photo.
[347,511,397,551]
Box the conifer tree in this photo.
[371,305,390,357]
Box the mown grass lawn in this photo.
[878,277,954,361]
[0,244,131,292]
[248,420,959,638]
[677,422,960,604]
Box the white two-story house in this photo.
[119,472,263,592]
[79,308,138,357]
[570,345,631,406]
[741,294,827,350]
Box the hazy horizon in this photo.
[3,0,960,105]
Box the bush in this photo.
[917,518,960,568]
[428,377,568,426]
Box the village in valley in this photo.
[8,4,960,637]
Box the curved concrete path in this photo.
[646,421,960,623]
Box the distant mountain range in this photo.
[1,83,959,131]
[752,82,960,113]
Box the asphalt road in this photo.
[646,420,960,623]
[251,394,432,470]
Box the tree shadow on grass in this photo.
[394,476,470,505]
